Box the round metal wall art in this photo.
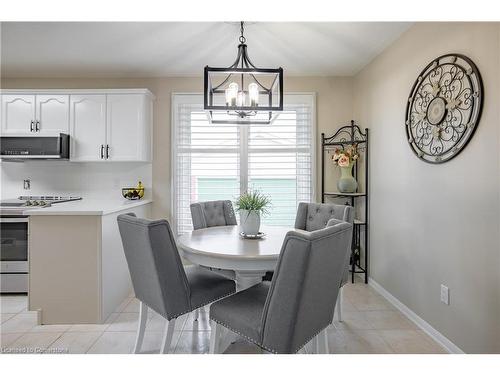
[405,54,483,164]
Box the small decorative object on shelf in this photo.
[332,144,359,193]
[122,181,145,200]
[322,120,369,283]
[235,190,271,236]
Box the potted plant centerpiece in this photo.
[235,190,271,236]
[332,145,359,193]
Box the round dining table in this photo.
[177,225,291,290]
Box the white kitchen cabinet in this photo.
[1,94,69,135]
[2,89,153,162]
[106,94,152,161]
[70,95,107,161]
[35,95,70,135]
[1,94,36,134]
[28,201,152,324]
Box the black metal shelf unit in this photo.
[321,120,369,283]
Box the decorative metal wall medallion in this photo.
[405,54,483,163]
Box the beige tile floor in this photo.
[0,280,447,354]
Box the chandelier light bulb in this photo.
[236,90,245,107]
[225,82,239,106]
[248,82,259,107]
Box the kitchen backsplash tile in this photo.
[0,161,152,200]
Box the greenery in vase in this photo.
[332,144,359,167]
[235,190,271,216]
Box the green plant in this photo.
[235,190,271,216]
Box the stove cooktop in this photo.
[18,196,82,202]
[0,196,82,215]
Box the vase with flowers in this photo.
[332,145,359,193]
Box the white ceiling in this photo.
[1,22,411,78]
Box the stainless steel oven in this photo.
[0,216,29,293]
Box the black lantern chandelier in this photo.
[204,22,283,125]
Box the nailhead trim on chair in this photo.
[209,318,331,354]
[294,323,331,354]
[147,289,236,321]
[186,290,236,318]
[210,317,278,354]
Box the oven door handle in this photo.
[0,217,29,223]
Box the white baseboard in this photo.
[368,277,464,354]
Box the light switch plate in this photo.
[440,284,449,305]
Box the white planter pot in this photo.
[239,210,261,235]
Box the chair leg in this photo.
[311,335,319,354]
[209,320,221,354]
[194,308,199,321]
[336,286,343,322]
[133,301,148,354]
[160,318,176,354]
[317,329,329,354]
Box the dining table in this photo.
[177,224,291,291]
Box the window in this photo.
[172,93,315,235]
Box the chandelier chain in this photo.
[239,21,246,44]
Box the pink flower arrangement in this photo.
[332,145,359,167]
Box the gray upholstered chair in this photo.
[117,213,236,354]
[190,200,237,230]
[190,200,238,299]
[294,202,354,322]
[208,221,353,354]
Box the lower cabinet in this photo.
[28,203,151,324]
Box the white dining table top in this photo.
[177,225,291,260]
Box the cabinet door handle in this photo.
[106,145,110,159]
[35,121,40,132]
[100,145,104,159]
[30,121,34,132]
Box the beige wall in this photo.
[1,76,353,219]
[353,22,500,353]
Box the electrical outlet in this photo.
[440,284,449,305]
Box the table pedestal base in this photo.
[235,270,266,292]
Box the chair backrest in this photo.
[295,202,354,289]
[190,200,237,230]
[294,202,354,231]
[260,222,353,353]
[117,213,191,320]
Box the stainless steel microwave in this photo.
[0,133,70,160]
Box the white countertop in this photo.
[24,198,152,216]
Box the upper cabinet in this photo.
[70,95,107,162]
[36,95,70,135]
[1,95,36,134]
[1,94,69,135]
[1,89,154,162]
[106,94,152,162]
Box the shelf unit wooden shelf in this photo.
[321,120,369,283]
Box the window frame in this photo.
[171,92,316,235]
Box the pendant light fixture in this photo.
[204,22,283,124]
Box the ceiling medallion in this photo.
[405,53,483,164]
[204,21,283,125]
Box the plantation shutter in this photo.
[172,93,315,235]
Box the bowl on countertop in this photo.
[122,187,144,200]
